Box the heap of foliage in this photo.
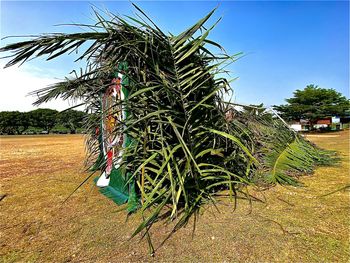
[274,84,350,125]
[226,106,336,186]
[0,109,86,134]
[0,5,336,253]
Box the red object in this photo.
[106,150,113,175]
[115,77,122,92]
[95,127,100,136]
[316,119,331,125]
[108,78,121,95]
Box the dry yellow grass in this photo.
[1,131,349,262]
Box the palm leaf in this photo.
[0,5,337,254]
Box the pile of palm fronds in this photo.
[225,105,336,186]
[0,5,336,253]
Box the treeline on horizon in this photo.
[0,109,87,135]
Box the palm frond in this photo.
[0,5,338,254]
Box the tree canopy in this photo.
[0,111,29,134]
[57,110,86,134]
[29,108,58,133]
[0,109,86,134]
[274,84,350,122]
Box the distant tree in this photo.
[58,110,86,133]
[274,85,350,125]
[0,111,30,134]
[19,112,30,134]
[29,108,58,133]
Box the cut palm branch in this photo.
[0,4,337,254]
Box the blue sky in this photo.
[0,1,349,111]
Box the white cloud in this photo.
[0,62,81,112]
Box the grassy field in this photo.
[1,131,349,262]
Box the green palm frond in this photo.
[227,106,337,186]
[265,137,314,185]
[0,5,338,254]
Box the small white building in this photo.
[290,117,344,131]
[289,119,310,131]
